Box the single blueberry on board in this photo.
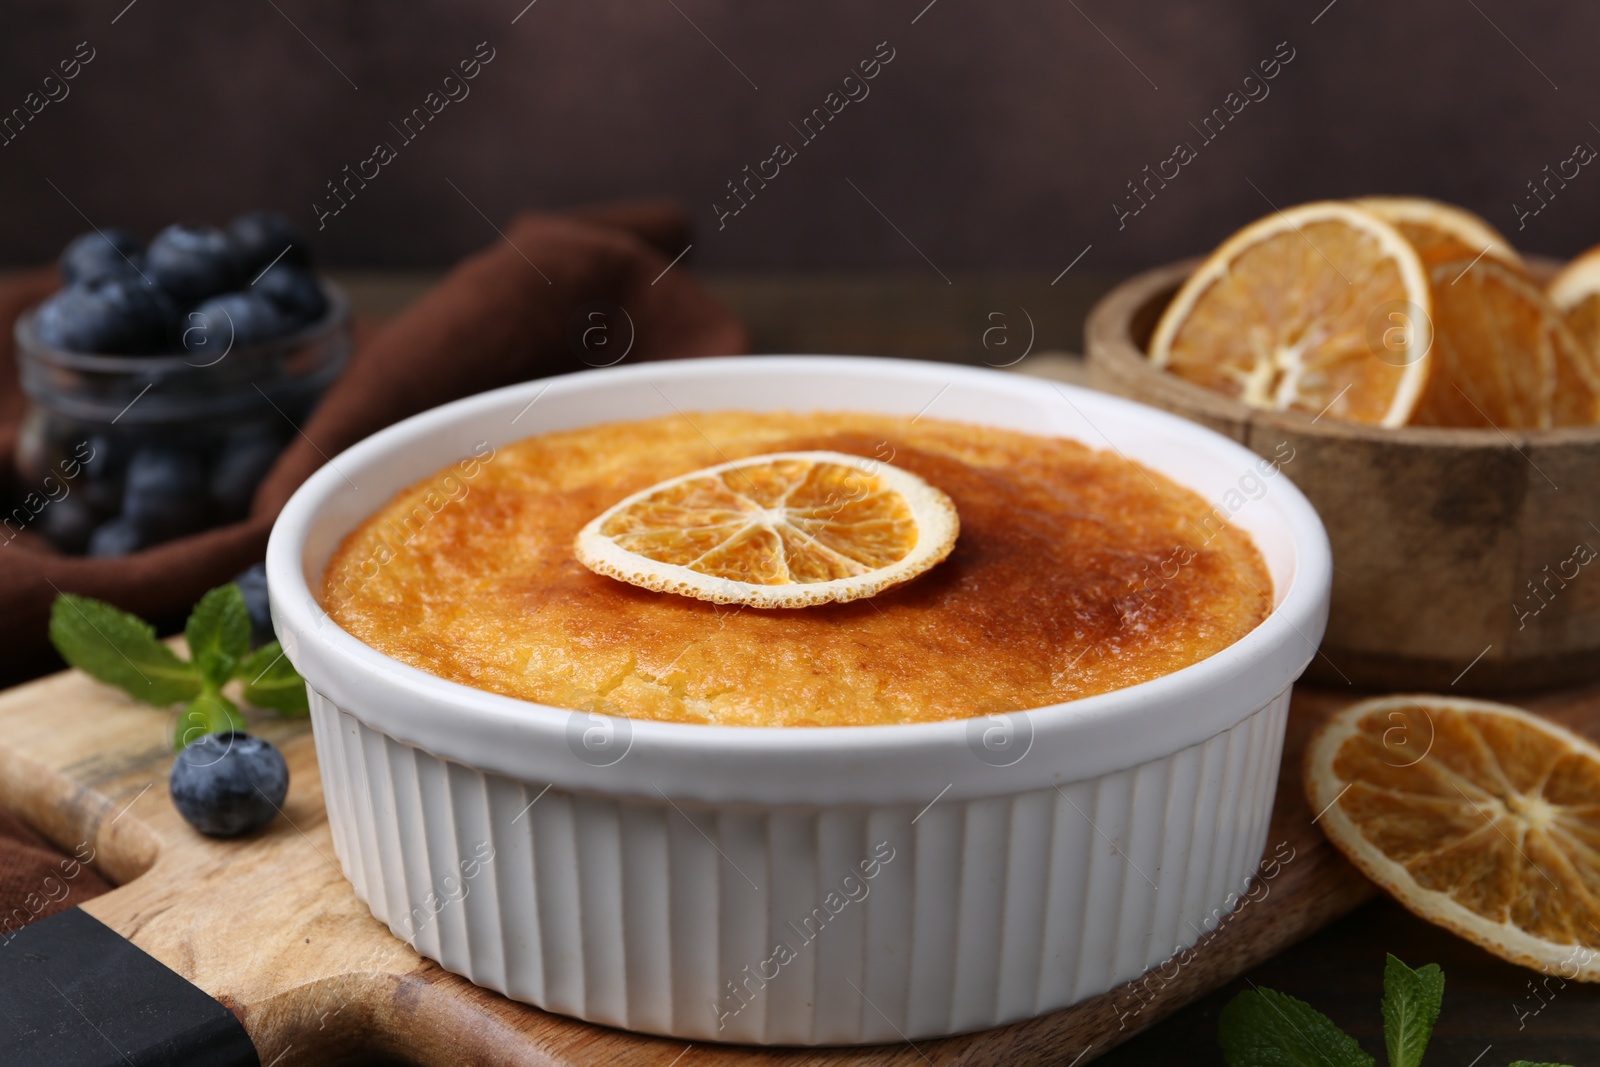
[253,264,327,328]
[228,211,311,274]
[232,562,274,647]
[182,292,287,356]
[123,446,209,543]
[32,277,169,354]
[58,228,146,287]
[86,515,144,558]
[210,429,282,521]
[169,732,288,837]
[146,222,244,303]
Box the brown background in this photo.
[1,0,1595,275]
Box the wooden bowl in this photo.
[1087,258,1600,693]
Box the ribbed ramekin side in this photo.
[310,687,1292,1044]
[307,693,354,880]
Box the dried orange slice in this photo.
[1149,201,1431,427]
[574,450,958,608]
[1412,258,1598,427]
[1356,196,1523,271]
[1549,246,1600,407]
[1308,694,1600,980]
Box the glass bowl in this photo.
[12,280,351,554]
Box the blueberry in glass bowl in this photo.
[146,222,247,304]
[33,276,171,355]
[58,228,146,287]
[184,291,289,354]
[228,211,312,272]
[254,264,327,323]
[12,212,350,556]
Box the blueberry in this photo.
[210,428,281,521]
[227,211,311,274]
[253,264,327,328]
[181,292,287,356]
[123,446,209,542]
[146,222,243,303]
[33,277,170,354]
[82,435,125,513]
[38,495,97,554]
[86,515,144,557]
[169,732,288,837]
[232,563,274,647]
[59,228,145,287]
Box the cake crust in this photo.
[322,412,1274,727]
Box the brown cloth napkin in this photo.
[0,199,746,927]
[0,803,110,937]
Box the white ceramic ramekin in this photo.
[266,356,1331,1045]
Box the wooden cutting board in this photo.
[7,661,1594,1065]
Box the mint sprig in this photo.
[49,583,308,751]
[1381,953,1443,1067]
[1219,986,1373,1067]
[1220,954,1573,1067]
[49,594,203,705]
[175,688,248,750]
[185,584,251,687]
[239,641,310,713]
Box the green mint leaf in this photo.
[237,641,309,715]
[174,689,246,751]
[185,584,252,688]
[1381,954,1444,1067]
[49,593,202,706]
[1220,987,1374,1067]
[195,647,239,688]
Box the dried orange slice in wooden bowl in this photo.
[1307,694,1600,980]
[1550,245,1600,377]
[574,450,959,608]
[1356,196,1523,271]
[1148,201,1431,427]
[1412,258,1599,428]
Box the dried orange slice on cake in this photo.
[1356,196,1523,271]
[1308,694,1600,980]
[574,450,959,608]
[1411,257,1598,427]
[1549,245,1600,413]
[1149,201,1431,427]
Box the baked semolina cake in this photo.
[322,412,1272,727]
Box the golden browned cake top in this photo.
[322,412,1273,727]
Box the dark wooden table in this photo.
[327,270,1600,1064]
[1100,898,1599,1065]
